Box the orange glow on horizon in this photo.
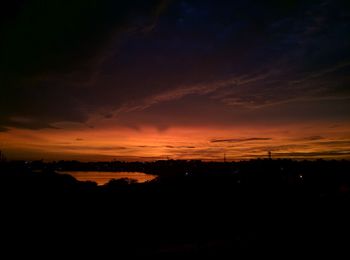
[1,122,350,161]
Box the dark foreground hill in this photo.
[1,159,350,258]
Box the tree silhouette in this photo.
[0,150,6,162]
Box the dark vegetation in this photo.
[1,159,350,258]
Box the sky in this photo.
[1,0,350,161]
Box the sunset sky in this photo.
[1,0,350,161]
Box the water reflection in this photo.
[60,171,156,185]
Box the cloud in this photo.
[290,61,350,85]
[46,145,129,152]
[112,55,350,123]
[114,70,279,115]
[165,145,196,149]
[166,147,227,160]
[314,140,350,146]
[211,138,272,143]
[303,136,325,141]
[115,77,239,114]
[0,0,167,130]
[272,151,350,158]
[1,117,60,130]
[1,0,349,133]
[252,144,310,152]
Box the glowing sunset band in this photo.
[0,123,350,161]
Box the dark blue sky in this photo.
[1,0,350,160]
